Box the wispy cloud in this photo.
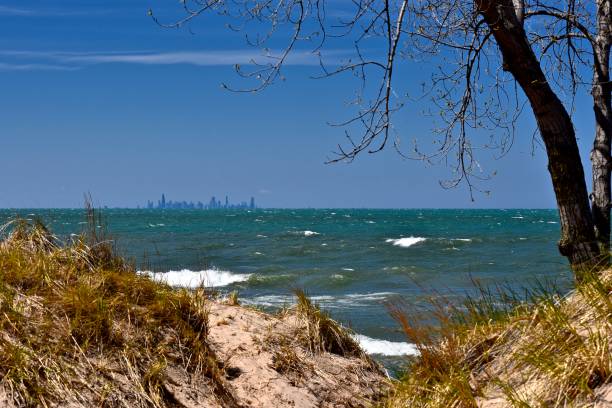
[0,49,348,71]
[0,6,32,16]
[0,5,108,17]
[64,50,321,66]
[0,61,77,71]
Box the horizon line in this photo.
[0,207,559,211]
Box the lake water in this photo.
[0,208,572,370]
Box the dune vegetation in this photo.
[385,270,612,407]
[0,214,238,407]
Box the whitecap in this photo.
[512,216,524,219]
[310,295,335,302]
[254,251,264,255]
[140,269,250,288]
[302,230,320,236]
[243,292,397,309]
[352,334,418,356]
[365,220,376,224]
[343,292,396,301]
[241,295,289,307]
[321,243,328,246]
[331,274,344,279]
[342,268,355,272]
[385,237,426,248]
[452,238,472,242]
[256,234,267,238]
[547,221,558,224]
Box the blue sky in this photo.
[0,1,597,208]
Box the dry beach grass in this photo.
[385,270,612,407]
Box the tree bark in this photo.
[476,0,604,274]
[590,0,612,256]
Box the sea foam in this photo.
[243,292,397,309]
[140,269,250,288]
[302,230,320,236]
[352,334,418,356]
[385,237,427,248]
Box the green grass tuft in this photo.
[293,288,366,359]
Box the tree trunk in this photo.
[590,0,612,257]
[476,0,604,274]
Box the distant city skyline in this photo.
[144,194,256,210]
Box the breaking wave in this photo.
[385,237,427,248]
[139,269,250,288]
[242,292,397,309]
[352,334,418,356]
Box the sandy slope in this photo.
[162,302,389,407]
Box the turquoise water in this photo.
[0,209,572,366]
